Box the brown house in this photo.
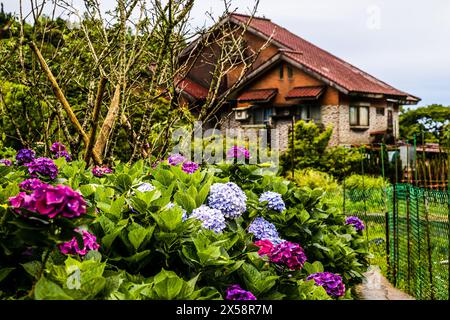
[179,13,420,150]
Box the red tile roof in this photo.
[177,78,209,100]
[230,14,418,100]
[238,88,278,102]
[285,86,325,100]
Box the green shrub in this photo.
[286,169,340,193]
[280,121,364,178]
[0,148,370,300]
[344,174,388,190]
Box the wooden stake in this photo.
[84,77,107,164]
[29,41,103,164]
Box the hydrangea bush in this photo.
[0,146,369,300]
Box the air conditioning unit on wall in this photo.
[235,110,249,120]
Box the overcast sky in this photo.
[4,0,450,107]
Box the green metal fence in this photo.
[323,184,449,300]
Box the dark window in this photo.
[376,107,385,115]
[287,65,293,79]
[253,106,273,124]
[349,106,369,126]
[294,104,320,121]
[279,64,284,79]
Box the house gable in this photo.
[234,60,340,108]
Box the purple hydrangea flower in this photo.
[10,184,87,219]
[269,241,307,270]
[226,146,250,159]
[248,217,283,244]
[16,149,35,165]
[190,205,226,233]
[58,229,100,256]
[54,150,72,162]
[259,191,286,212]
[167,153,186,166]
[225,284,257,300]
[208,182,247,219]
[307,272,346,298]
[136,182,155,192]
[50,142,67,153]
[92,165,113,177]
[182,161,199,174]
[19,178,45,191]
[345,216,365,232]
[0,159,12,166]
[25,157,59,180]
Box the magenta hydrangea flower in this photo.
[92,165,113,177]
[16,149,35,165]
[225,285,257,300]
[0,159,12,166]
[226,146,250,159]
[19,178,46,191]
[307,272,346,298]
[167,153,186,166]
[9,192,36,214]
[25,157,59,180]
[10,184,87,219]
[345,216,365,232]
[58,229,100,256]
[54,151,71,162]
[181,161,199,174]
[269,241,307,270]
[50,142,67,153]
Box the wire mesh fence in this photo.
[323,184,449,300]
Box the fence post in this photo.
[423,193,435,299]
[392,181,398,286]
[381,143,391,278]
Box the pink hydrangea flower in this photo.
[50,142,67,153]
[58,229,100,256]
[9,184,87,219]
[92,165,113,177]
[254,239,274,257]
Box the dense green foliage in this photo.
[281,121,364,178]
[0,153,369,300]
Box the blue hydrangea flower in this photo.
[259,191,286,212]
[136,182,155,192]
[190,205,226,233]
[165,202,187,221]
[248,217,283,244]
[208,182,247,218]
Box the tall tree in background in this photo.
[399,104,450,145]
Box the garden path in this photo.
[355,266,415,300]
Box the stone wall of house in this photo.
[217,100,399,151]
[320,100,398,146]
[274,119,292,152]
[320,105,341,147]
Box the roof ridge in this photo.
[229,12,271,21]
